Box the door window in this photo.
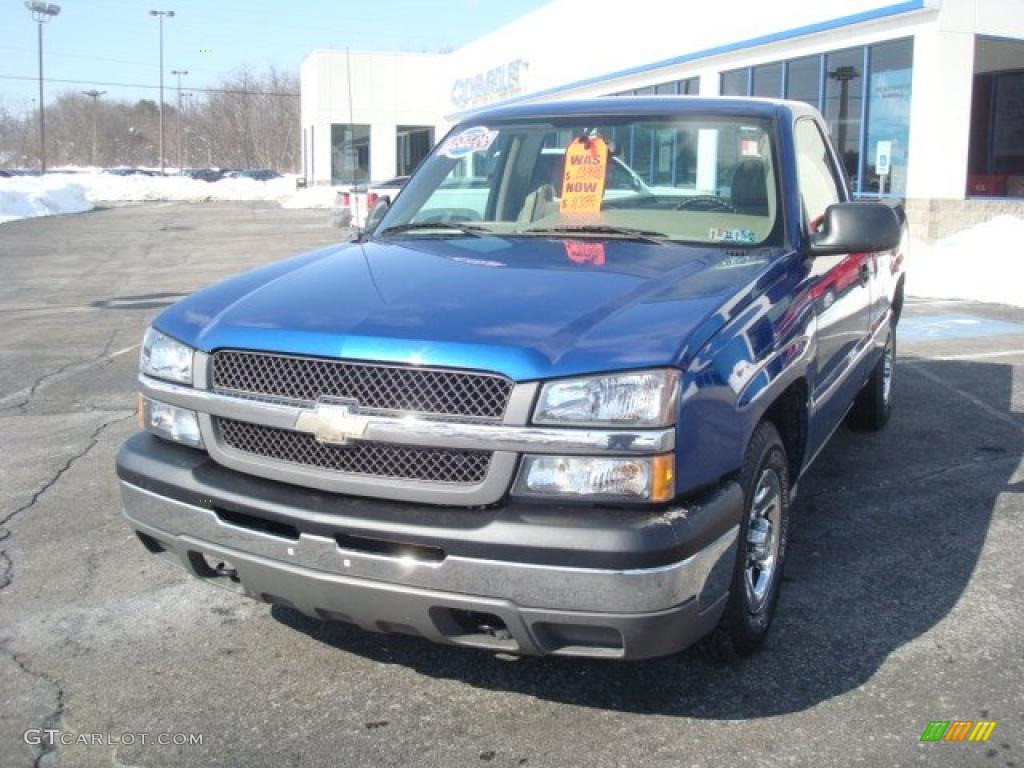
[794,119,842,227]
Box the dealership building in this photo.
[299,0,1024,238]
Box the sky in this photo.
[0,0,550,114]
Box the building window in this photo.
[752,62,784,98]
[992,73,1024,181]
[967,37,1024,197]
[785,55,821,108]
[716,38,914,196]
[721,68,750,97]
[864,39,913,196]
[678,77,699,95]
[396,126,434,177]
[824,48,864,187]
[331,124,370,184]
[606,76,698,97]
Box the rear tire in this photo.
[702,421,790,662]
[848,327,894,432]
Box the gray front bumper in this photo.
[121,481,738,659]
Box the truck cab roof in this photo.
[465,96,820,124]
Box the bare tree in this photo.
[0,66,300,171]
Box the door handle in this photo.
[859,263,871,286]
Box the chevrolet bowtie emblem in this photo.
[293,400,370,445]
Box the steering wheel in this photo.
[675,195,735,212]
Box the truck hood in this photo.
[156,236,780,381]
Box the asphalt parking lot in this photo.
[1,202,1021,768]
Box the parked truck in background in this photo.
[117,97,905,660]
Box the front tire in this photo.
[703,421,790,661]
[848,327,895,431]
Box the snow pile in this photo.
[280,184,339,209]
[908,216,1024,308]
[0,175,94,223]
[0,171,338,224]
[82,172,298,203]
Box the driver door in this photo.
[795,118,873,451]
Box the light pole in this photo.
[82,89,106,167]
[24,2,61,173]
[828,65,859,176]
[170,69,188,171]
[149,9,175,175]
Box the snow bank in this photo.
[0,171,337,224]
[279,184,339,209]
[908,216,1024,308]
[0,175,94,223]
[82,172,298,203]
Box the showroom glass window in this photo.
[823,48,864,185]
[396,126,435,177]
[721,69,750,96]
[719,38,914,196]
[752,62,784,98]
[606,76,699,97]
[678,77,699,95]
[331,124,371,184]
[786,56,821,108]
[863,39,913,195]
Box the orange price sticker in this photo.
[560,136,608,215]
[564,240,606,266]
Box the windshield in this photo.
[375,114,781,246]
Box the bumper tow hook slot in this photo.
[214,561,240,582]
[479,621,512,641]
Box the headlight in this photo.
[533,370,680,427]
[140,396,204,448]
[514,454,675,502]
[140,327,194,385]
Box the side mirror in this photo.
[809,202,901,257]
[363,197,390,235]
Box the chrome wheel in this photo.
[882,334,894,406]
[744,467,783,613]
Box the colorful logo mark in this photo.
[920,721,997,742]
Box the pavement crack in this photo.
[0,329,124,414]
[0,413,127,766]
[0,414,133,589]
[0,414,132,530]
[1,645,66,768]
[0,550,11,591]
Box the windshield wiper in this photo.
[520,224,670,245]
[376,222,490,238]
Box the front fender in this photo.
[675,254,815,495]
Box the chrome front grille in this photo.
[217,418,492,485]
[211,350,513,421]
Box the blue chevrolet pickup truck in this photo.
[117,98,905,660]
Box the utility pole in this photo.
[170,69,188,171]
[149,9,175,175]
[24,2,61,173]
[82,89,106,167]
